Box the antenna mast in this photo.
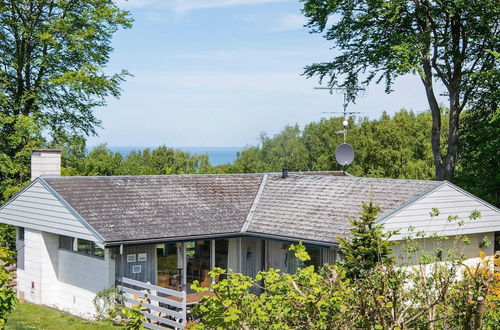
[314,87,364,143]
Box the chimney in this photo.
[31,149,62,181]
[281,167,289,179]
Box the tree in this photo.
[0,0,132,204]
[0,247,18,328]
[301,0,499,181]
[455,108,500,207]
[337,201,395,279]
[0,0,132,138]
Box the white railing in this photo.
[117,277,187,329]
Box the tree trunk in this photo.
[444,88,461,181]
[421,58,445,180]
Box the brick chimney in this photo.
[31,149,62,181]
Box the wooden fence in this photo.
[117,277,187,329]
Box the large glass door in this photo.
[185,240,211,292]
[157,243,182,290]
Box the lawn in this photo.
[5,302,121,330]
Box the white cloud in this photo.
[116,0,291,13]
[272,13,307,31]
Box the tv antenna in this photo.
[315,86,365,170]
[315,86,365,143]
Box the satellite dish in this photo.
[335,143,355,166]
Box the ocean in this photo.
[102,146,242,166]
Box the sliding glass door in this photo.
[185,240,211,292]
[157,243,182,290]
[157,239,230,293]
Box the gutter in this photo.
[105,231,338,248]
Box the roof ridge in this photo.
[41,171,347,180]
[241,174,268,233]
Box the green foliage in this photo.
[120,305,144,330]
[0,247,18,328]
[337,201,395,279]
[0,114,42,249]
[191,264,350,329]
[231,109,443,180]
[93,286,122,320]
[192,208,498,329]
[455,108,500,207]
[61,144,212,177]
[0,0,132,138]
[300,0,499,180]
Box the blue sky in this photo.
[88,0,432,147]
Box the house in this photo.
[1,149,499,318]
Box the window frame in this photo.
[18,227,25,241]
[58,235,105,260]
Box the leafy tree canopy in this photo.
[0,0,133,139]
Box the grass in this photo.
[5,302,121,330]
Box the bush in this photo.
[0,247,18,328]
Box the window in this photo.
[94,246,105,258]
[157,243,182,290]
[59,235,74,250]
[58,236,104,259]
[186,240,211,292]
[77,239,93,254]
[215,240,229,269]
[17,227,25,270]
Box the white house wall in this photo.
[381,183,500,241]
[56,248,115,318]
[17,228,115,319]
[0,181,99,243]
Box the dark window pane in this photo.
[18,227,25,240]
[77,239,92,254]
[305,247,322,270]
[215,240,229,270]
[186,240,211,292]
[59,235,74,250]
[93,244,105,258]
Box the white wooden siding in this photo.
[382,183,500,241]
[391,233,495,266]
[0,181,99,242]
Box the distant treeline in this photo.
[66,109,439,179]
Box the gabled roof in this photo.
[37,173,442,246]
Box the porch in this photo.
[112,236,338,296]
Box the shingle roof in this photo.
[43,175,264,243]
[41,173,441,245]
[245,175,440,244]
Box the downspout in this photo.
[120,244,124,286]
